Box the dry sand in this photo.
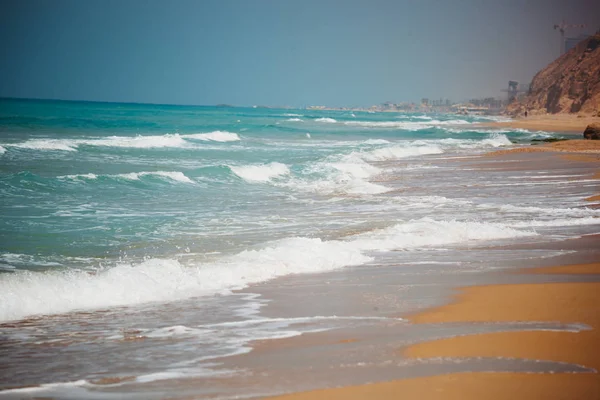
[267,265,600,400]
[479,114,599,133]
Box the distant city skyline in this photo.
[1,0,599,108]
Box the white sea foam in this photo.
[508,217,599,228]
[426,133,512,151]
[0,145,6,154]
[0,217,541,322]
[0,215,539,322]
[58,171,193,183]
[286,154,389,195]
[116,171,194,184]
[361,144,444,161]
[364,139,391,145]
[315,117,337,123]
[0,237,370,322]
[59,173,99,180]
[286,118,303,122]
[183,131,241,142]
[86,134,189,148]
[8,139,78,151]
[348,218,536,251]
[343,120,429,130]
[4,131,240,152]
[340,119,470,131]
[480,133,513,147]
[230,162,290,182]
[293,177,390,195]
[493,204,600,217]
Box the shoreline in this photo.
[477,114,599,134]
[485,139,600,156]
[262,149,600,400]
[267,264,600,400]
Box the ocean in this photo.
[1,98,598,399]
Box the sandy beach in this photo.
[479,114,599,134]
[264,149,600,400]
[486,139,600,156]
[3,122,599,399]
[267,264,600,400]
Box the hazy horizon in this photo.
[1,0,599,108]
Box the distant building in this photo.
[565,34,590,53]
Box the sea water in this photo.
[0,98,598,398]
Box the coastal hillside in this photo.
[508,32,600,116]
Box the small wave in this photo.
[0,237,370,322]
[361,144,444,161]
[183,131,241,142]
[7,139,78,151]
[315,117,337,123]
[283,113,303,117]
[286,118,303,122]
[349,218,536,251]
[59,173,99,180]
[58,171,194,184]
[0,219,532,321]
[340,119,470,131]
[3,132,241,152]
[0,145,6,154]
[364,139,391,145]
[284,154,389,196]
[117,171,194,184]
[5,213,535,316]
[88,134,188,148]
[509,217,600,228]
[481,133,513,147]
[230,162,290,183]
[411,115,434,121]
[344,120,428,130]
[494,204,600,217]
[431,134,512,150]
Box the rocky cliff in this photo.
[507,32,600,116]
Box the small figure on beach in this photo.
[524,110,528,117]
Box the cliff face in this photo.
[508,33,600,116]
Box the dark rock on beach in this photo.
[583,123,600,140]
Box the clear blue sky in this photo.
[0,0,598,107]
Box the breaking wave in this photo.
[60,171,194,184]
[230,162,290,182]
[0,217,538,322]
[2,131,240,152]
[182,131,241,142]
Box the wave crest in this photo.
[230,162,290,183]
[183,131,241,142]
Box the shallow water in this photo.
[0,99,599,398]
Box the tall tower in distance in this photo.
[554,20,586,55]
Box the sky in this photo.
[0,0,599,107]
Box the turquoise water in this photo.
[0,98,590,318]
[0,99,517,265]
[1,98,599,397]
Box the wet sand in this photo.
[486,139,600,156]
[267,265,600,400]
[264,149,600,400]
[479,114,599,134]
